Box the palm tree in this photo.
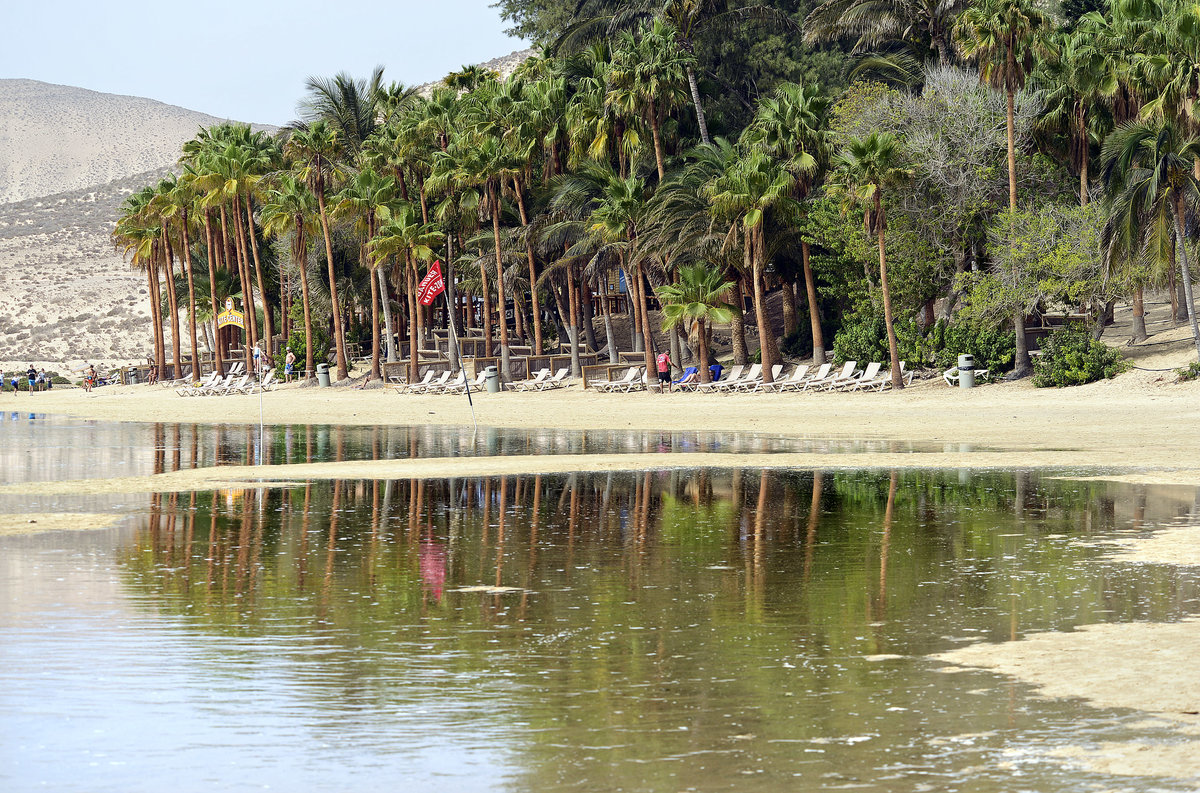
[831,131,911,389]
[285,121,350,380]
[656,263,736,382]
[955,0,1052,377]
[113,189,166,375]
[371,203,444,383]
[744,81,830,363]
[706,149,796,385]
[607,19,694,181]
[334,167,398,381]
[1101,119,1200,360]
[298,67,386,161]
[805,0,970,66]
[156,173,202,380]
[261,174,320,380]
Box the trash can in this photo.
[483,365,500,394]
[957,354,975,389]
[316,363,331,388]
[129,370,138,385]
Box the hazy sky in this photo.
[4,0,530,125]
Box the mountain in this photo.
[0,79,257,206]
[0,79,270,370]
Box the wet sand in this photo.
[0,512,121,536]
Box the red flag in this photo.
[417,260,445,306]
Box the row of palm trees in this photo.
[115,0,1200,393]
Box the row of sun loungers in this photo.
[176,368,276,397]
[594,360,914,393]
[389,367,576,395]
[161,362,246,389]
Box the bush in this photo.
[1032,323,1127,387]
[832,312,890,364]
[931,320,1016,373]
[1176,361,1200,382]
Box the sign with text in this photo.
[417,261,445,306]
[217,302,245,330]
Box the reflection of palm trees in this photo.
[877,471,897,615]
[804,471,823,583]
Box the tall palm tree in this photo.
[805,0,970,66]
[744,81,830,363]
[831,131,912,389]
[955,0,1052,377]
[656,263,736,382]
[607,19,694,181]
[371,203,444,383]
[707,149,797,385]
[298,67,386,161]
[261,174,320,380]
[156,173,202,379]
[1101,119,1200,359]
[285,121,350,380]
[334,168,398,380]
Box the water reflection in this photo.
[4,469,1199,792]
[0,412,989,485]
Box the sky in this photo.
[4,0,530,125]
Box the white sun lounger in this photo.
[535,368,572,391]
[743,364,784,393]
[760,364,809,393]
[444,371,487,395]
[835,361,882,391]
[408,371,452,394]
[806,361,856,391]
[594,367,641,393]
[710,363,761,392]
[694,364,744,393]
[176,371,220,397]
[507,368,550,392]
[393,370,434,394]
[425,371,466,395]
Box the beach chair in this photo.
[711,363,761,393]
[393,370,434,394]
[835,362,882,391]
[506,368,550,392]
[161,367,193,388]
[192,373,234,396]
[409,371,452,394]
[943,364,987,386]
[207,374,249,396]
[443,371,487,395]
[426,371,466,395]
[594,367,641,393]
[806,361,856,391]
[672,366,698,385]
[535,368,572,391]
[873,361,915,390]
[777,363,828,393]
[742,364,784,393]
[176,371,220,397]
[238,368,277,394]
[761,365,810,393]
[694,364,745,393]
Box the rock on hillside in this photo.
[0,79,254,205]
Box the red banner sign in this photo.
[417,261,445,306]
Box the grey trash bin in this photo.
[316,363,331,388]
[483,365,500,394]
[957,354,975,389]
[129,370,138,385]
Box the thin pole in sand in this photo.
[445,292,477,435]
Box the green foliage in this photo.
[931,319,1016,372]
[275,301,330,372]
[1032,323,1126,387]
[832,311,890,364]
[1176,361,1200,382]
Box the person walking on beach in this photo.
[26,365,36,394]
[284,349,296,383]
[656,351,672,394]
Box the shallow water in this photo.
[2,452,1199,791]
[0,412,992,486]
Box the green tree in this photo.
[656,263,736,382]
[260,175,320,380]
[831,131,911,388]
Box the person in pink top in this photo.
[656,351,672,393]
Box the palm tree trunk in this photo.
[489,183,511,381]
[581,277,599,353]
[180,211,200,379]
[801,240,825,363]
[160,223,183,379]
[751,228,774,385]
[697,318,711,383]
[1078,126,1089,207]
[1131,285,1147,344]
[637,260,657,379]
[781,279,798,339]
[568,266,582,377]
[147,257,165,376]
[599,271,617,363]
[243,193,273,355]
[316,190,349,380]
[369,258,382,381]
[378,267,396,362]
[1173,199,1200,360]
[231,202,258,368]
[407,253,419,383]
[1005,86,1018,212]
[295,215,314,380]
[648,99,666,182]
[513,178,543,355]
[685,64,711,145]
[731,275,748,365]
[203,210,225,376]
[875,195,903,389]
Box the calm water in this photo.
[1,419,1198,792]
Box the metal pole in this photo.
[445,291,477,434]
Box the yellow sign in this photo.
[217,308,244,330]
